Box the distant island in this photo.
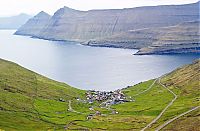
[0,14,32,29]
[14,2,200,55]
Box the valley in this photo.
[0,1,199,130]
[0,59,199,130]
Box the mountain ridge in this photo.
[14,2,199,55]
[15,2,199,39]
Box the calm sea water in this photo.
[0,30,199,91]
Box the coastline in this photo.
[14,33,200,56]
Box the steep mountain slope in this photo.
[0,58,199,130]
[15,2,199,41]
[87,21,200,55]
[14,11,51,37]
[0,14,32,29]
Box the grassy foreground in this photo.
[0,59,199,130]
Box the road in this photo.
[141,77,177,131]
[133,79,157,97]
[68,100,82,114]
[156,106,200,131]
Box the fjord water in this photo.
[0,30,199,90]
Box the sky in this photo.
[0,0,199,16]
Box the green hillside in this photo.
[0,59,86,130]
[0,59,199,130]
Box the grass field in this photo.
[0,59,199,130]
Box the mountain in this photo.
[14,11,51,37]
[15,2,199,41]
[0,14,32,29]
[86,20,200,55]
[0,58,199,130]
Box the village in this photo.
[70,89,134,120]
[84,89,134,119]
[85,90,133,106]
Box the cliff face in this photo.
[14,11,51,36]
[16,2,199,41]
[14,2,199,55]
[87,21,200,55]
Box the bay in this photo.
[0,30,198,90]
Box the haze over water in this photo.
[0,30,199,90]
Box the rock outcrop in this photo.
[14,11,51,36]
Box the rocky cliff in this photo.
[14,11,51,36]
[15,2,199,41]
[15,2,199,55]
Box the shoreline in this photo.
[14,33,200,56]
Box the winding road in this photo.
[141,77,177,131]
[67,77,197,131]
[156,106,200,131]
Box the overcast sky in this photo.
[0,0,198,16]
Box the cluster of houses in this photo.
[72,90,134,120]
[85,90,134,120]
[85,90,133,107]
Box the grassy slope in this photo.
[0,59,87,130]
[149,59,200,130]
[163,109,200,131]
[71,80,174,130]
[71,60,200,130]
[0,59,199,130]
